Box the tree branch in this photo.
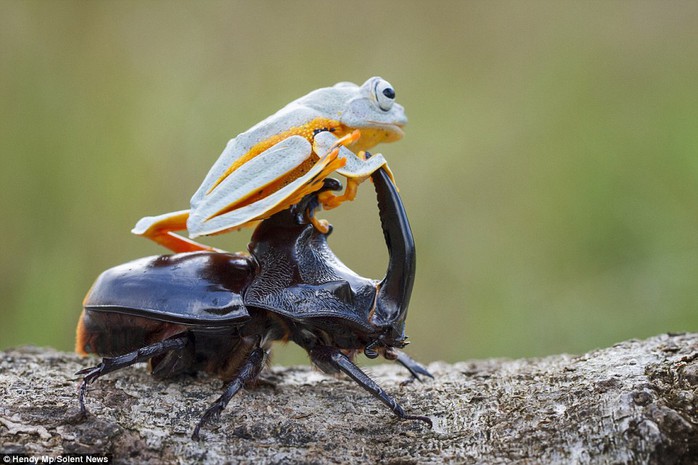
[1,333,696,464]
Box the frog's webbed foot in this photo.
[313,131,396,211]
[132,210,224,253]
[319,173,363,210]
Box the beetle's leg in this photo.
[287,130,359,231]
[318,176,363,210]
[192,346,266,440]
[76,335,190,415]
[132,210,224,253]
[310,346,432,428]
[290,178,342,224]
[287,177,342,234]
[394,350,434,384]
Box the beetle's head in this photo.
[363,326,409,360]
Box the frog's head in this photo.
[336,77,407,150]
[300,77,407,151]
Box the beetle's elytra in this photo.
[76,168,432,439]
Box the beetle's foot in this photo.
[76,363,106,414]
[394,351,434,383]
[312,346,432,429]
[403,414,433,428]
[75,337,191,416]
[305,179,338,234]
[290,177,341,226]
[191,347,266,440]
[192,400,225,440]
[77,381,90,416]
[76,363,106,382]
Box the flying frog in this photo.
[132,76,407,253]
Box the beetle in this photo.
[76,167,432,439]
[131,77,407,253]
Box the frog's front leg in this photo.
[312,131,395,210]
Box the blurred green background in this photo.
[1,1,696,365]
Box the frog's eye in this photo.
[374,79,396,111]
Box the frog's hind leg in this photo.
[132,210,222,253]
[188,136,346,238]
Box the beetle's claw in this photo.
[75,365,101,378]
[394,351,433,383]
[76,364,105,384]
[191,423,204,440]
[404,414,433,428]
[76,363,107,416]
[192,403,224,440]
[321,177,343,192]
[285,176,342,233]
[77,379,90,415]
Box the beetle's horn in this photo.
[371,167,416,338]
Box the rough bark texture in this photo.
[0,333,696,464]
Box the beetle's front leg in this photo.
[289,177,343,234]
[309,346,432,427]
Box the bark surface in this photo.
[0,333,696,464]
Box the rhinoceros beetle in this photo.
[75,167,432,439]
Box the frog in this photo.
[132,76,407,253]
